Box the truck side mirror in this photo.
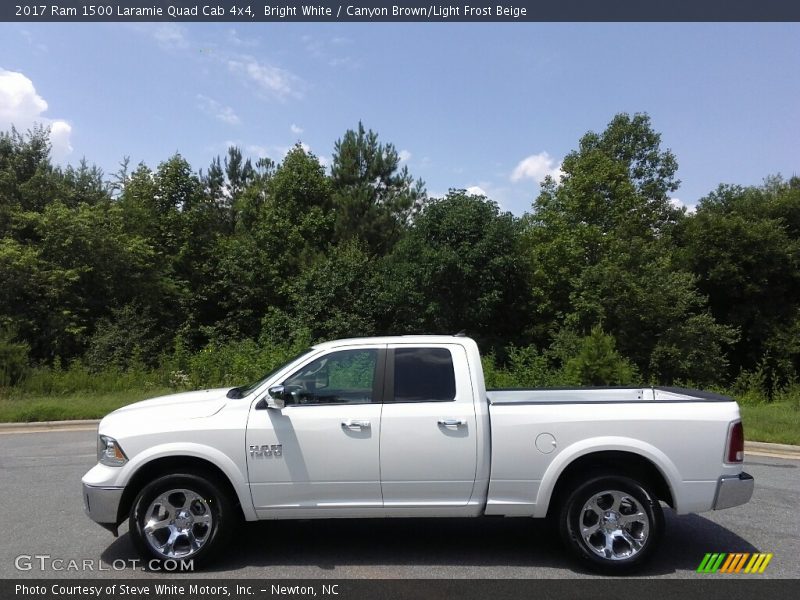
[266,385,287,409]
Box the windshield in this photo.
[226,348,314,399]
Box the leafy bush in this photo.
[730,361,771,405]
[482,346,565,389]
[0,329,29,388]
[187,338,310,389]
[562,326,639,386]
[16,359,157,396]
[84,303,169,370]
[774,382,800,411]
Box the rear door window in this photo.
[392,347,456,403]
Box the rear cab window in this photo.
[390,347,456,403]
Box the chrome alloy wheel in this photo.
[579,490,650,560]
[142,488,214,559]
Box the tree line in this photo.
[1,114,798,394]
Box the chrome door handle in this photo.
[342,420,371,429]
[438,418,466,427]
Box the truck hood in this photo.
[99,388,231,434]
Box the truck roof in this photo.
[312,335,473,350]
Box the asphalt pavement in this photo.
[0,429,797,579]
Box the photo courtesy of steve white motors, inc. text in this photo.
[14,583,338,597]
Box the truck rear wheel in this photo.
[559,474,663,573]
[129,473,234,566]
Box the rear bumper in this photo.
[713,472,754,510]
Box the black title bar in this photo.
[4,1,800,22]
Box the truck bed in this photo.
[484,385,741,517]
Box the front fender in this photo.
[116,442,256,521]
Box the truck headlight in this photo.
[97,435,128,466]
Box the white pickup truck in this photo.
[82,335,753,572]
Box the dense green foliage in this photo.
[1,115,799,407]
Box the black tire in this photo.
[129,473,235,567]
[558,474,663,574]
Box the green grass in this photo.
[740,402,800,446]
[0,388,173,423]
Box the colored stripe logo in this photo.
[697,553,773,573]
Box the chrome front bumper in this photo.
[82,482,124,533]
[713,472,754,510]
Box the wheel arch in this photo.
[537,439,679,519]
[117,453,254,526]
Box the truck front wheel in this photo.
[129,473,234,566]
[559,474,663,573]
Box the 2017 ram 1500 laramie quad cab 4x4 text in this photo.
[82,336,753,572]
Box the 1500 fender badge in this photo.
[249,444,283,457]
